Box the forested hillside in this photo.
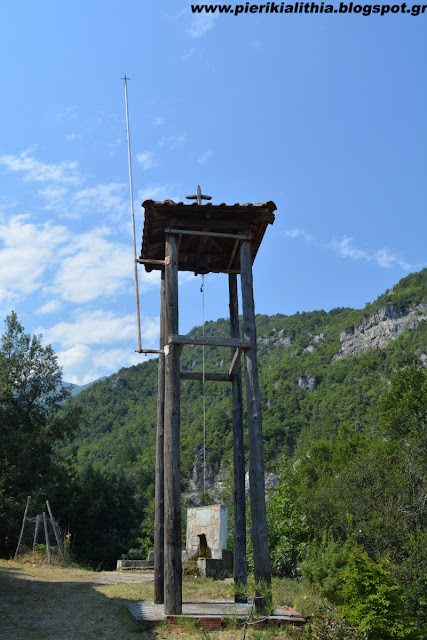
[2,269,426,637]
[62,268,427,500]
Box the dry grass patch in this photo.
[0,559,151,640]
[0,560,303,640]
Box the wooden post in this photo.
[14,495,31,560]
[42,512,52,565]
[33,514,41,551]
[46,501,66,564]
[229,274,247,602]
[154,271,166,604]
[240,240,272,596]
[163,232,182,615]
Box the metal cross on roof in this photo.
[186,185,212,205]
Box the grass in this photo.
[0,559,305,640]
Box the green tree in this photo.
[267,464,309,576]
[0,312,79,556]
[340,548,417,639]
[379,365,427,446]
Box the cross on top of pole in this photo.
[186,185,212,205]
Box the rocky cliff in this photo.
[332,303,427,361]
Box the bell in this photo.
[195,254,210,275]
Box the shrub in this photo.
[340,548,418,639]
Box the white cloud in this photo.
[136,151,159,169]
[284,228,313,242]
[0,150,81,184]
[72,183,127,217]
[187,14,216,38]
[56,105,78,121]
[0,214,69,298]
[197,150,213,165]
[51,228,133,304]
[154,116,165,126]
[39,181,128,221]
[56,343,126,385]
[332,236,368,261]
[39,309,159,349]
[52,310,160,385]
[285,227,415,271]
[138,184,182,203]
[159,134,187,150]
[39,185,69,201]
[36,299,63,314]
[48,226,159,304]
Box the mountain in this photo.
[60,269,427,507]
[62,377,107,397]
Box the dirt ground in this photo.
[0,559,300,640]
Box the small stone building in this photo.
[183,505,232,576]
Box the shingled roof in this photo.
[140,199,276,274]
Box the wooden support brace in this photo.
[168,335,250,349]
[136,349,165,355]
[180,371,229,382]
[137,258,170,266]
[227,239,240,271]
[229,347,244,379]
[164,228,252,241]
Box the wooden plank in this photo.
[46,501,67,564]
[163,232,182,615]
[14,495,31,560]
[137,258,167,266]
[136,349,165,355]
[169,335,250,349]
[240,240,271,595]
[228,347,243,379]
[180,371,229,382]
[33,514,41,551]
[42,512,52,565]
[164,228,252,241]
[227,239,240,271]
[154,271,165,604]
[229,274,247,601]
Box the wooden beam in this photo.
[14,496,31,560]
[180,371,229,382]
[227,239,240,271]
[229,274,247,602]
[137,258,168,266]
[168,335,250,349]
[240,240,271,598]
[154,271,165,604]
[136,349,164,355]
[164,233,182,615]
[165,228,252,241]
[229,347,244,379]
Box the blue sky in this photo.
[0,1,425,384]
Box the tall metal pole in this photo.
[122,75,142,352]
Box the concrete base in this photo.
[128,600,306,630]
[197,549,233,577]
[116,559,154,571]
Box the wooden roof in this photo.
[140,199,276,274]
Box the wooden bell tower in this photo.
[139,192,276,615]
